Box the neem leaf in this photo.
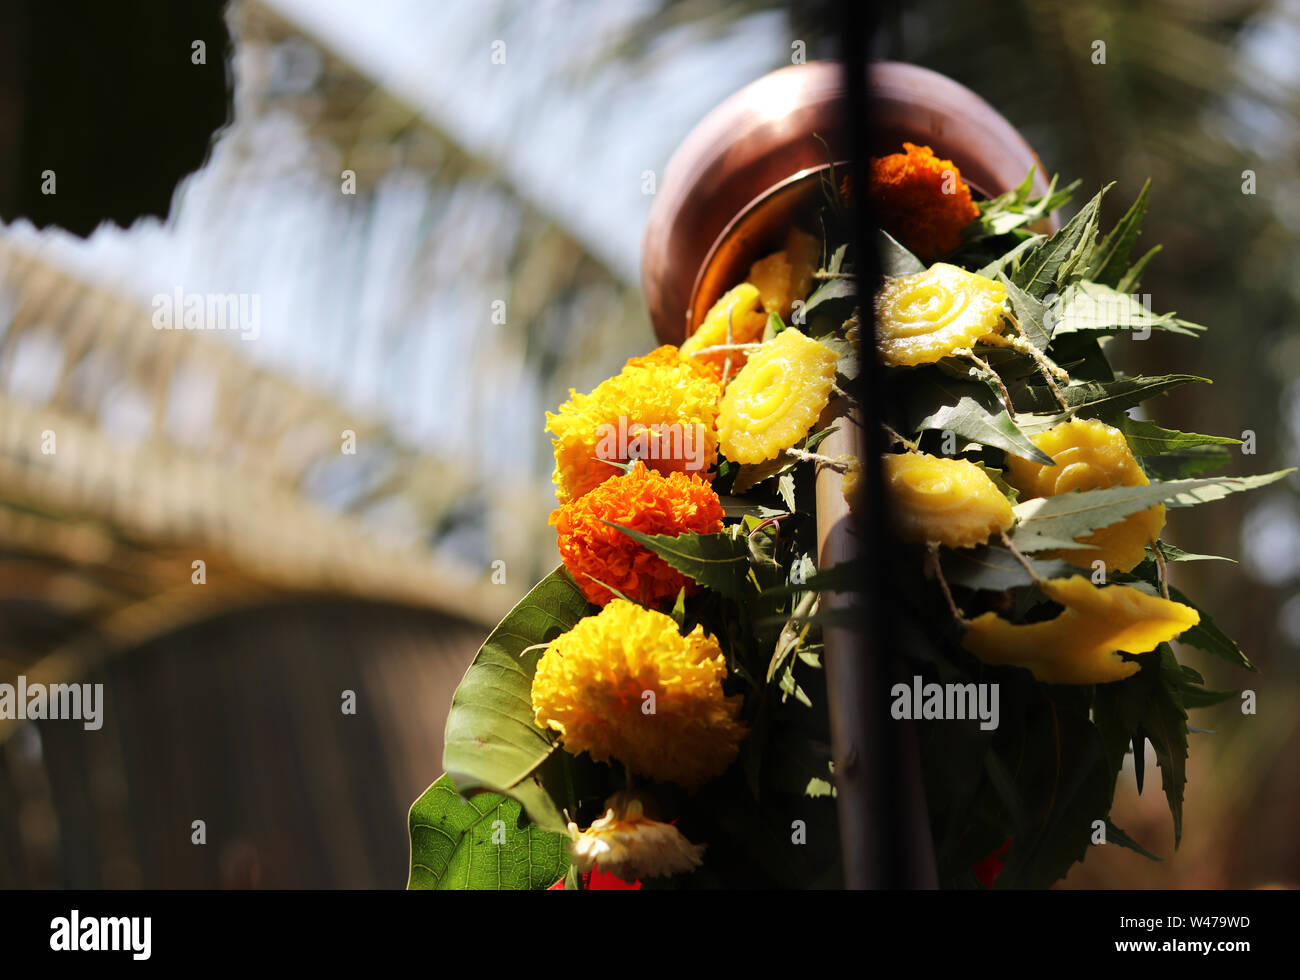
[1118,417,1241,457]
[1089,179,1150,287]
[1050,282,1204,337]
[998,271,1052,350]
[877,229,925,276]
[1147,542,1235,564]
[1116,244,1163,294]
[1143,646,1190,846]
[977,234,1044,280]
[606,525,751,599]
[1008,469,1295,553]
[940,545,1080,592]
[1104,819,1162,861]
[1012,184,1109,298]
[906,372,1053,464]
[408,774,569,890]
[442,566,593,832]
[1014,374,1208,430]
[1166,584,1257,671]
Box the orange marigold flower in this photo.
[551,461,725,607]
[868,142,980,263]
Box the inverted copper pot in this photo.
[641,60,1056,346]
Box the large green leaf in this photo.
[408,774,569,890]
[607,525,752,599]
[1118,418,1241,457]
[1167,584,1258,671]
[442,566,594,833]
[999,271,1052,350]
[1008,469,1295,553]
[876,229,925,276]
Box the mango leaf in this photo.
[877,229,925,276]
[1013,374,1208,430]
[1088,179,1150,287]
[1008,469,1295,553]
[1011,184,1109,298]
[408,774,569,890]
[607,525,751,599]
[442,566,594,833]
[904,372,1053,464]
[998,271,1052,350]
[1050,282,1204,337]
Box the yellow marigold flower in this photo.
[680,283,769,381]
[1003,418,1165,573]
[567,791,705,882]
[716,327,838,465]
[962,575,1199,684]
[546,346,722,504]
[884,452,1014,548]
[531,599,746,789]
[747,227,821,321]
[874,263,1007,367]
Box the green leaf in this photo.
[904,372,1053,464]
[408,774,569,890]
[1104,819,1162,861]
[442,566,593,832]
[606,525,751,599]
[1050,282,1204,337]
[1012,184,1109,298]
[1143,646,1190,846]
[1013,374,1208,430]
[1167,584,1257,671]
[1147,542,1235,564]
[1009,470,1295,553]
[877,229,925,276]
[998,271,1052,350]
[1117,417,1241,457]
[1089,179,1150,287]
[1116,244,1162,294]
[977,234,1044,280]
[939,545,1080,592]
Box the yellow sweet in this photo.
[883,452,1014,548]
[716,328,838,464]
[680,283,769,381]
[747,228,821,321]
[874,263,1007,366]
[1003,418,1165,573]
[962,576,1199,684]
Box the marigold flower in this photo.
[551,461,725,607]
[868,142,980,262]
[1003,418,1165,573]
[874,263,1007,367]
[546,346,721,503]
[746,227,821,321]
[531,599,747,789]
[962,575,1199,684]
[680,283,769,381]
[717,327,838,464]
[567,792,705,882]
[884,452,1014,548]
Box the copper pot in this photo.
[641,59,1056,346]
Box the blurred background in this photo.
[0,0,1296,887]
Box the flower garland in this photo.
[406,141,1290,891]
